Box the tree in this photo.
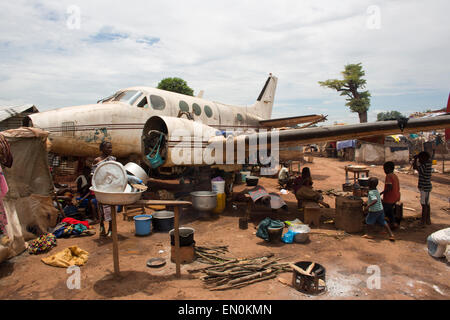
[377,110,403,121]
[157,77,194,96]
[318,63,371,123]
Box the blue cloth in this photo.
[63,205,78,216]
[366,210,387,226]
[336,140,356,150]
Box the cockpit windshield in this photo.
[113,90,142,105]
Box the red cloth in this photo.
[62,217,89,228]
[383,173,401,204]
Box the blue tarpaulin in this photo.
[337,140,356,150]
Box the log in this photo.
[228,269,274,285]
[306,262,315,275]
[289,263,312,276]
[188,259,239,273]
[210,274,278,291]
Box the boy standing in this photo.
[362,177,395,241]
[412,151,433,225]
[380,161,401,229]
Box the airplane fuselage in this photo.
[28,82,275,159]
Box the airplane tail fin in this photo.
[250,74,278,120]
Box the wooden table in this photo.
[344,165,370,185]
[107,199,191,278]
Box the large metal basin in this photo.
[190,191,217,212]
[124,162,149,183]
[90,187,144,205]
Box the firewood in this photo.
[306,262,315,275]
[289,263,312,276]
[228,269,274,285]
[211,274,277,291]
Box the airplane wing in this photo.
[239,114,450,149]
[259,114,326,128]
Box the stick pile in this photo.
[189,247,292,291]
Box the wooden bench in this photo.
[122,204,166,221]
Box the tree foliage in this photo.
[157,77,194,96]
[377,110,404,121]
[318,63,371,123]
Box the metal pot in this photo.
[152,210,174,232]
[169,227,195,247]
[190,191,217,212]
[358,177,370,187]
[246,176,259,186]
[124,162,149,183]
[291,224,311,243]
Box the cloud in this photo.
[0,0,448,125]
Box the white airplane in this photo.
[26,74,450,176]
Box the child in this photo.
[412,151,432,225]
[380,161,401,229]
[362,177,395,241]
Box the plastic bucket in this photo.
[213,193,226,214]
[267,227,283,243]
[240,171,250,183]
[211,180,225,194]
[133,214,152,236]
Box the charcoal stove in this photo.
[291,261,327,295]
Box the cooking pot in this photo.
[152,210,174,232]
[190,191,217,212]
[169,227,195,247]
[246,176,259,186]
[358,177,370,187]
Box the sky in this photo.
[0,0,449,124]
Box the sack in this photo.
[430,228,450,245]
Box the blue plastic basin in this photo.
[133,214,153,236]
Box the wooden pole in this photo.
[174,206,181,278]
[110,205,120,276]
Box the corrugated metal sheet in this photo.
[0,104,38,123]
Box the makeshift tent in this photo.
[0,127,58,263]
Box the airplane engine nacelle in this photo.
[141,116,223,167]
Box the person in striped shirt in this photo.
[413,151,433,225]
[362,177,395,241]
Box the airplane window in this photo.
[150,95,165,110]
[193,103,201,116]
[137,96,149,108]
[204,105,213,118]
[114,90,141,105]
[179,101,189,112]
[237,113,243,122]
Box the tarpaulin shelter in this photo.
[0,127,58,263]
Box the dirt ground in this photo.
[0,157,449,300]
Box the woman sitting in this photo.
[294,167,330,208]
